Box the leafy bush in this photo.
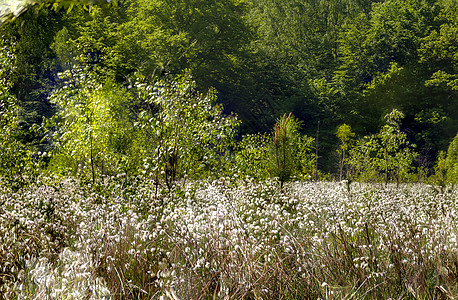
[47,68,239,186]
[444,133,458,185]
[234,132,271,180]
[349,109,417,184]
[432,132,458,188]
[135,71,241,187]
[47,65,141,182]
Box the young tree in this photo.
[47,66,138,182]
[348,109,417,184]
[269,113,315,188]
[348,135,380,182]
[135,72,240,189]
[377,109,417,184]
[272,113,295,188]
[336,123,355,181]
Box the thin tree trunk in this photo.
[385,147,388,185]
[339,151,345,182]
[90,131,95,185]
[315,121,320,181]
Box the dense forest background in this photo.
[1,0,458,181]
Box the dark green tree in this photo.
[420,0,458,91]
[0,38,42,188]
[0,8,64,146]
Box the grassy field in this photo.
[1,177,457,299]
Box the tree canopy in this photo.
[1,0,458,178]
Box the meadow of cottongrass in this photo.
[0,176,457,299]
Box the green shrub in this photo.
[348,109,417,184]
[47,66,140,183]
[236,113,315,186]
[47,69,240,187]
[234,132,271,180]
[135,71,241,188]
[444,133,458,185]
